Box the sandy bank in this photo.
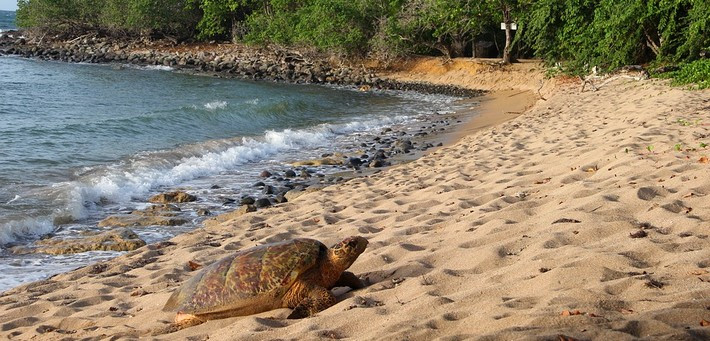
[1,58,709,340]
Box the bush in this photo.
[657,59,710,89]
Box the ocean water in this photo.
[0,10,15,32]
[0,54,467,291]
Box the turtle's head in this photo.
[329,236,368,269]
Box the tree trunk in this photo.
[449,36,466,58]
[502,6,513,64]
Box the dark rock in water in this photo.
[262,185,275,195]
[321,153,332,157]
[240,196,255,205]
[348,157,363,168]
[300,170,311,178]
[381,128,392,134]
[221,197,236,205]
[392,139,413,154]
[274,193,288,203]
[360,154,369,159]
[253,181,266,187]
[148,191,197,204]
[259,170,272,178]
[369,159,386,168]
[210,185,222,189]
[437,142,444,147]
[17,228,146,255]
[284,170,297,178]
[255,198,272,208]
[373,150,387,160]
[196,208,211,216]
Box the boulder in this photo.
[148,191,197,204]
[254,198,272,208]
[131,204,181,217]
[98,214,188,228]
[20,228,146,255]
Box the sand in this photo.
[1,58,709,340]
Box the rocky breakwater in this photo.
[0,32,482,97]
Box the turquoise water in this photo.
[0,55,463,290]
[0,10,15,31]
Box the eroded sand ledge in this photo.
[1,58,709,340]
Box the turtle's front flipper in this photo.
[333,271,365,289]
[287,285,336,319]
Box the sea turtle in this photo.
[163,236,368,326]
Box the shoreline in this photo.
[0,52,484,290]
[1,48,709,340]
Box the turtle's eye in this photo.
[347,239,358,247]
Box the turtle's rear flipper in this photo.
[287,285,336,319]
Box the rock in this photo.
[392,139,413,154]
[292,158,343,166]
[240,196,255,205]
[98,214,188,228]
[196,208,211,216]
[254,181,266,187]
[369,159,386,168]
[131,204,181,216]
[274,193,288,203]
[254,198,272,208]
[262,185,274,195]
[284,170,297,178]
[21,228,146,255]
[259,170,272,178]
[148,191,197,204]
[348,157,363,168]
[221,197,236,205]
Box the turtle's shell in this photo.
[163,238,326,316]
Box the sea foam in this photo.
[55,114,413,226]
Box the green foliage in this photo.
[659,59,710,89]
[14,0,710,68]
[244,0,378,53]
[382,0,495,57]
[17,0,199,37]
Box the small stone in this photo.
[148,191,197,204]
[255,198,271,208]
[259,170,272,178]
[284,170,297,178]
[240,196,255,205]
[196,208,211,216]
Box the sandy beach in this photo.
[1,59,709,340]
